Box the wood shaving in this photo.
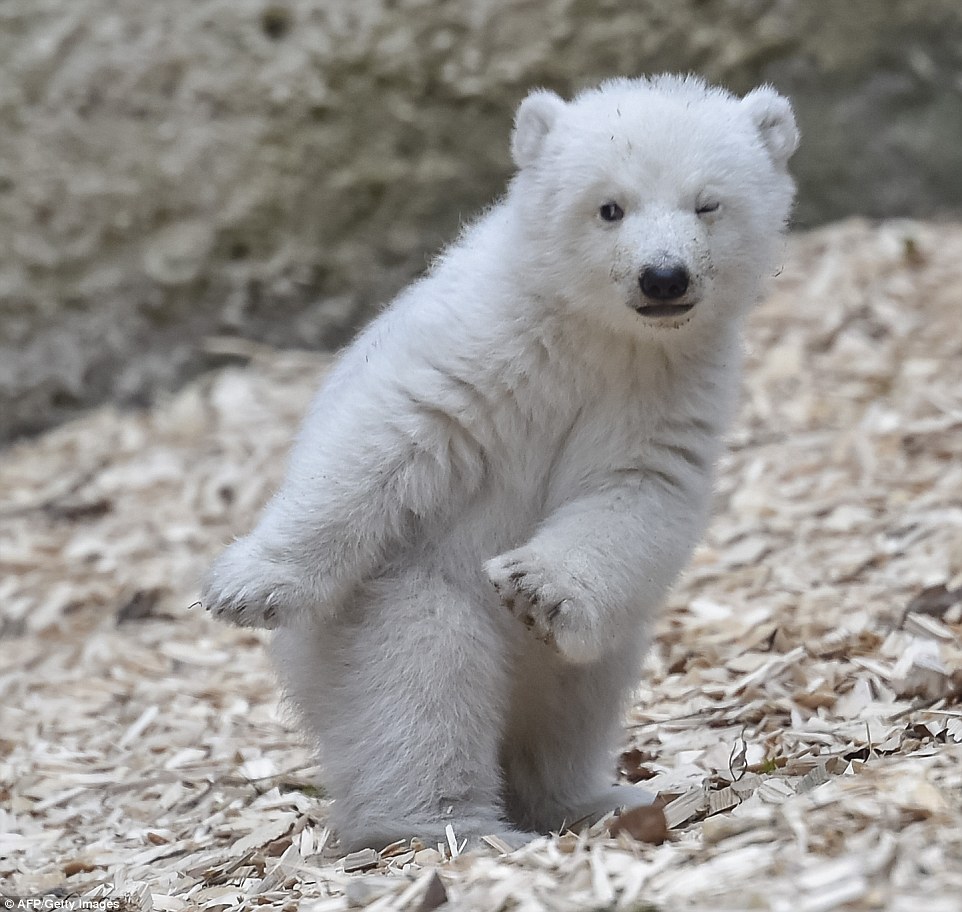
[2,219,962,909]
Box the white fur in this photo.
[511,89,566,169]
[203,74,798,850]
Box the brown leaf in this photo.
[608,804,669,845]
[264,835,293,857]
[619,747,657,782]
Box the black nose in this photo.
[640,264,690,300]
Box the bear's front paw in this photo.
[484,548,600,663]
[202,538,305,629]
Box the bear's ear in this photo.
[740,86,799,169]
[511,89,566,169]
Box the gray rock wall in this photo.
[2,0,961,441]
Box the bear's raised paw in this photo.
[484,547,602,663]
[202,538,303,629]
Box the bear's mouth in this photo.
[633,303,696,319]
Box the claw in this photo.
[545,599,570,622]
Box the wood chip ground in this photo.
[2,219,961,910]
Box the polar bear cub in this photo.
[203,75,798,851]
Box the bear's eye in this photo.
[599,202,624,222]
[696,201,720,216]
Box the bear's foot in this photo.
[338,817,538,855]
[569,784,657,827]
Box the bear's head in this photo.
[509,76,798,337]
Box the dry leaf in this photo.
[618,747,657,782]
[608,805,669,845]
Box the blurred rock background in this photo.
[2,0,960,442]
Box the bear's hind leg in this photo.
[502,638,654,833]
[272,571,535,852]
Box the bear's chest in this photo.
[478,358,670,503]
